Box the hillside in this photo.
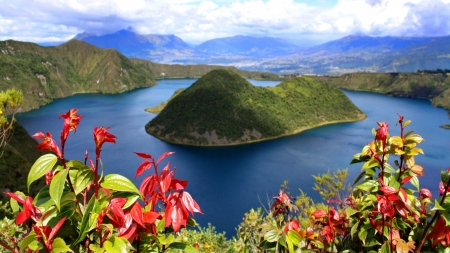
[0,40,156,112]
[145,69,365,146]
[315,72,450,109]
[130,59,280,80]
[0,122,45,201]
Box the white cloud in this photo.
[0,0,449,44]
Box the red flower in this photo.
[284,220,299,233]
[420,188,432,199]
[4,192,41,224]
[32,132,62,159]
[93,127,116,159]
[375,122,388,141]
[59,108,82,142]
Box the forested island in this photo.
[145,69,366,146]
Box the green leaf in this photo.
[358,229,368,245]
[441,169,450,185]
[410,176,420,191]
[20,232,38,251]
[381,242,390,253]
[432,200,445,211]
[351,221,360,239]
[104,236,127,253]
[50,168,69,210]
[168,242,199,253]
[101,174,140,195]
[287,230,301,245]
[362,159,380,170]
[73,168,95,195]
[355,180,378,192]
[404,119,411,128]
[28,154,58,191]
[74,198,98,245]
[112,192,140,209]
[346,207,358,218]
[264,230,279,242]
[51,238,73,253]
[442,212,450,226]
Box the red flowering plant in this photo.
[255,115,450,253]
[1,109,202,253]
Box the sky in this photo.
[0,0,450,46]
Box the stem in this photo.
[0,239,18,253]
[95,159,99,198]
[416,178,450,252]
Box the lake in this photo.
[16,78,450,237]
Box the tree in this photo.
[0,88,23,157]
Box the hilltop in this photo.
[145,69,365,146]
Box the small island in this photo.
[145,69,366,146]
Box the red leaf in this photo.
[135,160,152,179]
[130,202,145,228]
[139,175,157,198]
[311,209,327,219]
[4,192,25,204]
[48,217,66,241]
[399,188,408,202]
[380,186,398,195]
[181,191,203,215]
[32,132,45,139]
[159,162,172,193]
[156,151,175,165]
[401,176,412,184]
[171,179,188,191]
[134,152,153,159]
[119,223,137,242]
[143,211,161,224]
[165,201,187,232]
[16,211,29,225]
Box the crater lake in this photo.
[16,78,450,237]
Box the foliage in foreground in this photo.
[1,109,202,252]
[2,111,450,252]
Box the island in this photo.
[145,69,366,146]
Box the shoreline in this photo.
[147,113,367,147]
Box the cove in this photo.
[16,79,450,237]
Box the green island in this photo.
[145,69,366,146]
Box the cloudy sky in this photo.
[0,0,449,46]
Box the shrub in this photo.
[1,109,202,252]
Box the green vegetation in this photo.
[315,72,450,109]
[146,69,365,146]
[0,88,23,157]
[0,40,156,112]
[130,59,281,80]
[145,88,185,113]
[0,122,45,202]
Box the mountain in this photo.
[195,35,299,57]
[75,28,197,62]
[254,34,450,74]
[0,39,156,111]
[145,69,365,146]
[296,35,432,56]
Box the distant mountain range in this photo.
[69,28,450,74]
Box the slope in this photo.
[0,40,156,111]
[146,69,365,146]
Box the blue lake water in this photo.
[16,79,450,237]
